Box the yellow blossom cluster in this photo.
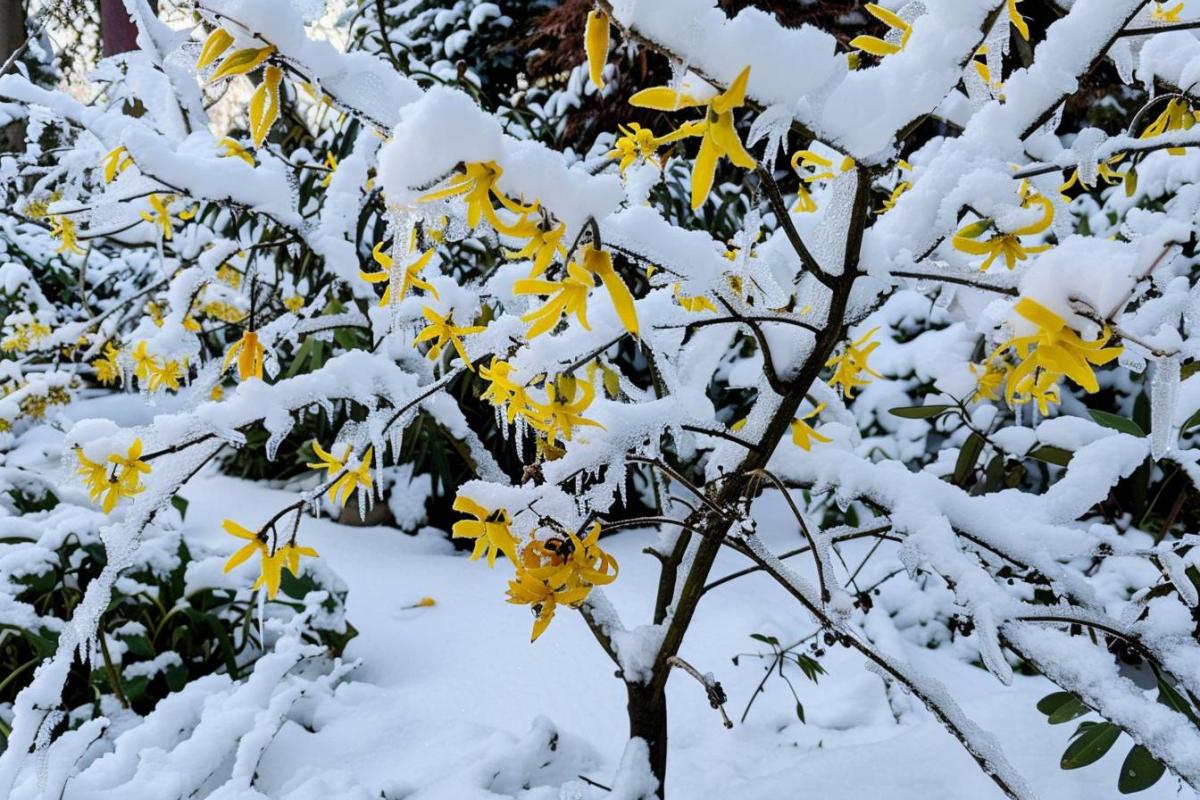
[221,519,318,600]
[478,363,605,449]
[452,495,618,641]
[975,298,1123,415]
[76,438,151,513]
[1,321,51,353]
[130,341,188,393]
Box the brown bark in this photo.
[100,0,156,57]
[0,0,26,151]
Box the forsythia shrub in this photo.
[0,0,1199,799]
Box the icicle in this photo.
[934,284,956,309]
[1161,551,1198,607]
[1151,354,1181,460]
[616,460,628,508]
[972,607,1014,685]
[264,426,290,462]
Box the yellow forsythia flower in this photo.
[479,357,547,427]
[360,243,437,306]
[507,523,617,642]
[1152,2,1185,22]
[506,217,566,276]
[420,161,536,236]
[139,194,193,240]
[674,284,717,313]
[222,519,317,600]
[77,438,151,514]
[791,404,831,451]
[514,259,594,338]
[319,151,338,187]
[92,343,121,385]
[218,137,256,165]
[606,123,682,175]
[452,495,518,566]
[826,327,884,398]
[969,361,1007,403]
[49,215,85,255]
[993,298,1122,406]
[629,65,756,209]
[307,442,373,506]
[1139,97,1198,156]
[1008,0,1030,40]
[223,330,265,381]
[951,194,1054,271]
[529,374,604,444]
[513,245,638,338]
[101,146,133,183]
[413,307,485,367]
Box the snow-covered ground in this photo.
[155,469,1184,799]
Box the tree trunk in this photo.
[0,0,26,151]
[626,683,668,798]
[100,0,154,57]
[0,0,23,70]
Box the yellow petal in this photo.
[710,114,756,169]
[865,3,910,32]
[711,65,751,115]
[850,35,901,57]
[584,10,610,90]
[196,28,234,70]
[1011,194,1054,236]
[629,86,698,111]
[1008,0,1030,40]
[249,65,284,148]
[209,46,276,83]
[590,252,639,336]
[691,135,719,209]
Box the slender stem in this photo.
[680,424,758,452]
[890,270,1018,296]
[752,468,830,603]
[702,525,896,596]
[97,620,129,709]
[653,314,821,335]
[755,166,834,288]
[625,456,730,520]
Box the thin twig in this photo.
[755,166,834,288]
[666,656,733,729]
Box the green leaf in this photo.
[170,495,189,520]
[1088,410,1145,437]
[1118,744,1166,793]
[1182,408,1200,433]
[1156,675,1200,725]
[795,702,805,723]
[1047,695,1091,725]
[121,635,154,659]
[1061,721,1121,769]
[953,432,986,487]
[1028,445,1074,467]
[888,405,955,420]
[749,633,779,647]
[1038,691,1079,717]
